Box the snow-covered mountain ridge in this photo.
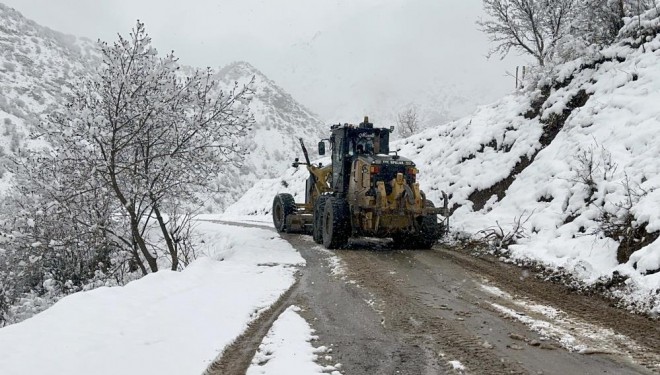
[0,3,325,209]
[228,8,660,315]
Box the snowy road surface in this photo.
[209,221,660,375]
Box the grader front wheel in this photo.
[272,193,296,233]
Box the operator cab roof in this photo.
[332,116,392,156]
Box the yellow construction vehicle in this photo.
[272,117,448,249]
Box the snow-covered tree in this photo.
[396,106,421,138]
[572,0,657,46]
[41,21,253,272]
[479,0,658,66]
[1,20,253,290]
[0,135,125,326]
[478,0,578,66]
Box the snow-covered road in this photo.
[1,219,658,375]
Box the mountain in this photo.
[226,7,660,315]
[204,61,326,211]
[0,3,326,210]
[0,3,97,191]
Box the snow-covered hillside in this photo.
[0,4,325,210]
[0,3,97,191]
[226,8,660,315]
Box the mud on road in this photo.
[207,226,659,375]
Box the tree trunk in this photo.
[106,162,158,272]
[153,205,178,271]
[616,0,626,22]
[130,237,148,276]
[131,216,158,272]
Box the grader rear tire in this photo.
[272,193,296,233]
[413,199,442,249]
[322,197,350,249]
[391,234,408,249]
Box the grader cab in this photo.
[272,117,448,249]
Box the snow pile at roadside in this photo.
[0,222,303,375]
[247,305,342,375]
[195,220,305,266]
[225,9,660,314]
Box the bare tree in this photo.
[397,106,421,138]
[478,0,577,66]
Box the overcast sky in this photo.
[3,0,527,123]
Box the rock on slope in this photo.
[227,8,660,314]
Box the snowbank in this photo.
[247,306,342,375]
[0,222,304,375]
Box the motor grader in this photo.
[272,117,448,249]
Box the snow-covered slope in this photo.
[227,8,660,314]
